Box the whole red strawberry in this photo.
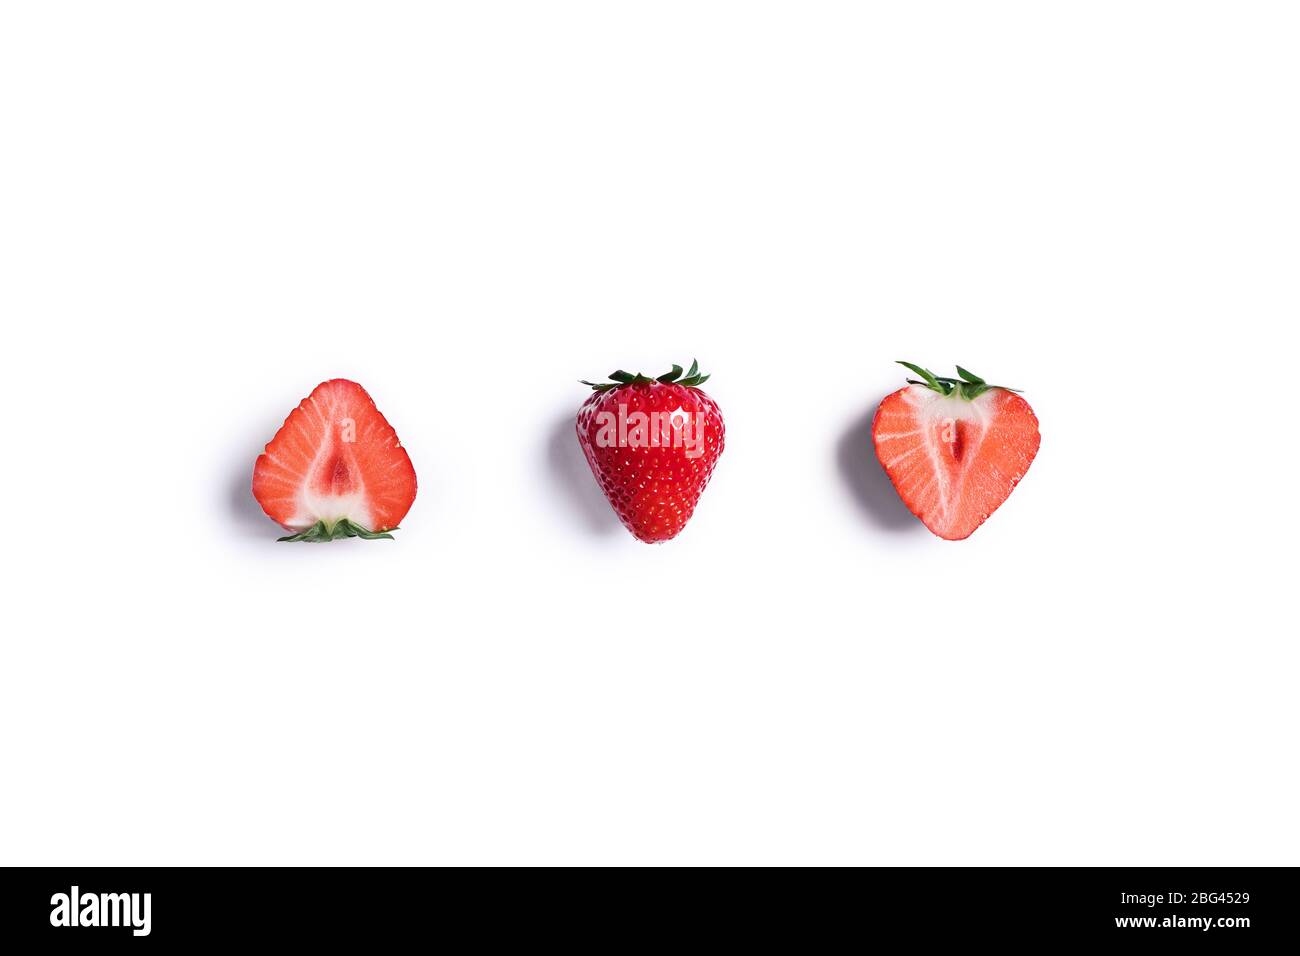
[576,360,725,543]
[873,362,1040,540]
[252,378,417,541]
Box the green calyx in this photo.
[277,518,396,543]
[581,358,710,392]
[896,361,1021,401]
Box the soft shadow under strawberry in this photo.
[837,403,922,532]
[545,411,622,535]
[228,460,273,538]
[228,405,299,539]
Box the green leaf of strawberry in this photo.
[277,517,397,542]
[896,361,1020,400]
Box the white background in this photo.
[2,2,1297,865]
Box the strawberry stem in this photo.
[896,361,1021,400]
[582,358,711,392]
[278,518,396,542]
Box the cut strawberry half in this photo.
[872,362,1040,540]
[252,379,417,541]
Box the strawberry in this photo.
[576,360,725,543]
[872,362,1040,540]
[252,379,417,541]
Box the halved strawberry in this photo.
[252,379,417,541]
[872,362,1039,540]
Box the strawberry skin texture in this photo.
[252,379,417,534]
[873,385,1039,540]
[576,381,725,543]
